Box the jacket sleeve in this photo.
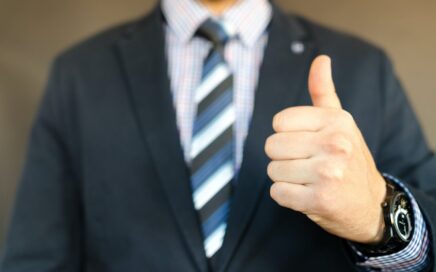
[0,57,82,271]
[375,51,436,271]
[351,174,430,271]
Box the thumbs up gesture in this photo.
[265,55,387,244]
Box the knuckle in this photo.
[331,166,345,181]
[315,163,331,180]
[337,110,355,130]
[315,161,344,182]
[325,133,353,157]
[270,183,287,206]
[341,110,355,123]
[329,110,354,129]
[272,112,285,132]
[327,109,342,124]
[267,162,276,181]
[264,135,275,157]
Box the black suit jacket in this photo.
[2,4,436,272]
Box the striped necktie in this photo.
[190,18,235,259]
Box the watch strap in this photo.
[353,177,411,256]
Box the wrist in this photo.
[354,176,414,256]
[365,173,387,244]
[368,209,386,244]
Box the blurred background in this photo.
[0,0,435,248]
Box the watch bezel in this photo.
[391,192,413,242]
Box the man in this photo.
[1,0,436,271]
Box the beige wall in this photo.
[0,0,435,247]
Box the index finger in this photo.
[272,106,337,133]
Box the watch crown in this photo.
[400,198,407,208]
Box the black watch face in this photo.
[392,194,413,242]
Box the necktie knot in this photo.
[197,18,234,47]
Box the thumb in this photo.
[308,55,342,109]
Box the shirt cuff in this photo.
[349,173,431,272]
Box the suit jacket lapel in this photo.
[117,7,208,272]
[116,4,318,271]
[216,6,317,272]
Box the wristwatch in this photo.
[354,177,414,256]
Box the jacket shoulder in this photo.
[53,8,157,67]
[294,15,387,61]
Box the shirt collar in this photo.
[162,0,272,48]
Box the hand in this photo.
[264,55,387,244]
